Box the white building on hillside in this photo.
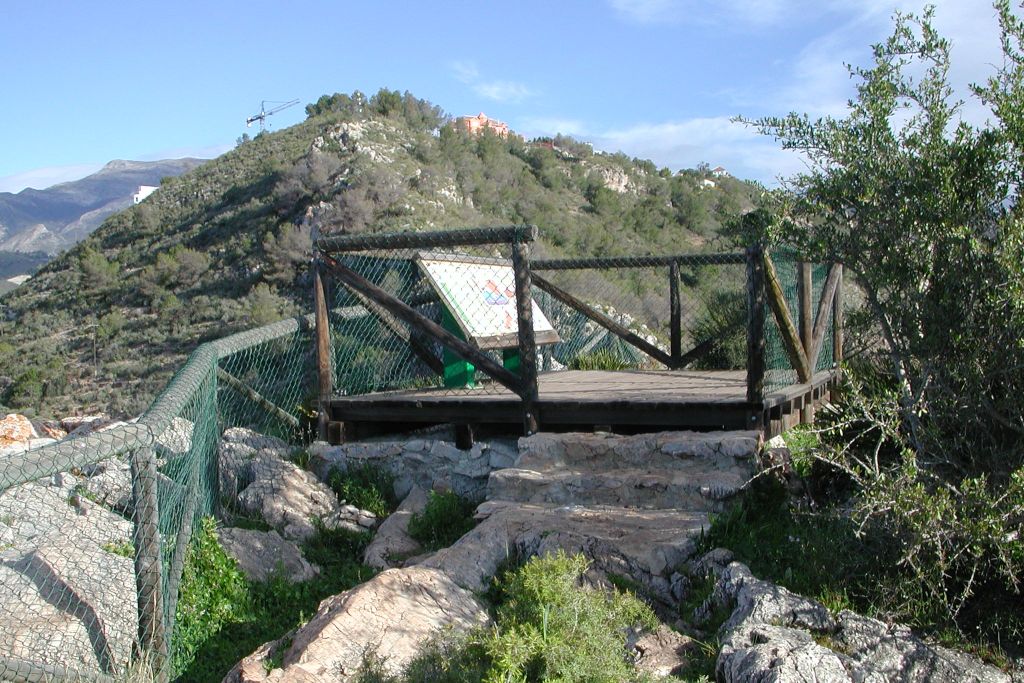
[132,185,158,204]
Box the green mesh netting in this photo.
[0,313,318,682]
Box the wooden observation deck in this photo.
[313,226,843,445]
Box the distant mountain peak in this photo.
[0,157,205,254]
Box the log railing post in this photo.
[511,228,539,435]
[833,264,844,370]
[669,261,681,363]
[314,260,332,442]
[798,261,814,423]
[131,446,168,682]
[746,244,766,428]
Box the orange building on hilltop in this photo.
[454,112,510,137]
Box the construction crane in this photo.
[246,99,300,132]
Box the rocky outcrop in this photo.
[310,437,518,502]
[216,528,319,583]
[363,485,429,570]
[220,428,378,541]
[422,500,707,600]
[714,561,1012,683]
[224,566,490,682]
[0,414,35,448]
[0,479,136,676]
[628,624,695,678]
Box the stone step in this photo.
[487,465,746,512]
[421,500,710,595]
[515,430,759,474]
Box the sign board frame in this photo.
[415,252,560,350]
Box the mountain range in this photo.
[0,158,205,254]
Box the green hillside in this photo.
[0,89,759,419]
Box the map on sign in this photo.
[416,255,560,350]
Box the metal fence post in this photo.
[746,244,766,430]
[512,226,539,435]
[130,445,168,682]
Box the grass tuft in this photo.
[406,490,478,551]
[171,517,373,682]
[327,462,398,518]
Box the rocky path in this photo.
[227,430,759,681]
[228,428,1017,683]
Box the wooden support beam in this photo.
[344,286,445,376]
[511,239,540,435]
[670,261,682,362]
[746,244,766,405]
[807,264,843,371]
[763,253,812,382]
[799,262,815,424]
[314,265,332,441]
[323,258,523,393]
[532,273,676,369]
[217,368,301,430]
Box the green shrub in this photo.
[568,349,632,371]
[485,552,657,683]
[406,491,478,551]
[172,518,372,682]
[172,518,252,677]
[355,551,659,683]
[327,462,397,517]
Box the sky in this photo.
[0,0,1008,193]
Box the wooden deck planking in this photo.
[327,368,838,440]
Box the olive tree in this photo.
[746,5,1024,624]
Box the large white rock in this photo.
[422,500,708,595]
[224,566,490,682]
[0,480,136,677]
[363,486,429,570]
[216,528,319,583]
[714,561,1012,683]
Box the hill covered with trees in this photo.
[0,89,760,419]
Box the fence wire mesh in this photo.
[532,255,748,373]
[0,227,843,683]
[0,314,317,682]
[763,248,838,396]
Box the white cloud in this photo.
[590,117,808,184]
[608,0,681,23]
[450,60,536,104]
[474,81,535,104]
[451,60,480,84]
[0,163,104,193]
[517,117,589,137]
[519,114,806,185]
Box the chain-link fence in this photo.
[531,253,748,373]
[762,247,841,396]
[0,312,324,682]
[0,227,843,682]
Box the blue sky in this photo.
[0,0,1005,193]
